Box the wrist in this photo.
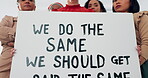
[140,55,146,65]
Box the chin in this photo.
[115,10,123,12]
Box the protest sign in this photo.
[10,12,141,78]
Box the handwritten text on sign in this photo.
[10,12,141,78]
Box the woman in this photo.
[84,0,106,12]
[113,0,148,78]
[0,0,36,78]
[113,0,139,13]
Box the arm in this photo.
[0,16,16,46]
[134,11,148,65]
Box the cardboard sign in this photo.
[10,12,141,78]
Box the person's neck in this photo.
[67,2,79,5]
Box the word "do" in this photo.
[59,24,73,35]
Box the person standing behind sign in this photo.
[48,2,64,11]
[84,0,106,12]
[55,0,94,12]
[112,0,148,78]
[0,0,36,78]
